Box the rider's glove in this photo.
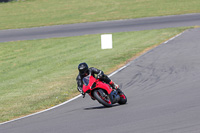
[80,90,85,98]
[82,92,85,98]
[78,87,85,98]
[97,71,104,79]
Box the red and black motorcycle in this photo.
[82,75,127,107]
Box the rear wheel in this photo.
[118,91,127,105]
[93,89,113,107]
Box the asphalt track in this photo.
[1,14,200,133]
[0,13,200,42]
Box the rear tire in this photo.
[93,89,113,107]
[118,91,127,105]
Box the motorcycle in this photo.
[82,75,127,107]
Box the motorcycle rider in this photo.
[76,62,120,96]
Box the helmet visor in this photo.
[80,69,88,76]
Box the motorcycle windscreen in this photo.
[82,75,90,86]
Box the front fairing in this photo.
[95,81,113,94]
[82,75,113,94]
[82,75,96,93]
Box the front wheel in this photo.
[93,89,113,107]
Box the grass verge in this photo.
[0,0,200,29]
[0,27,190,122]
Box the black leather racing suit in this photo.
[76,67,111,94]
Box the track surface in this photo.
[1,14,200,133]
[0,13,200,42]
[1,28,200,133]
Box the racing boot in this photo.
[109,80,119,90]
[109,80,123,95]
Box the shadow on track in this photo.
[84,104,121,110]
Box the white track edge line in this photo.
[0,30,186,125]
[164,31,185,44]
[0,64,131,125]
[0,95,82,125]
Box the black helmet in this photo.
[78,62,89,76]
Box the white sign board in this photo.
[101,34,113,49]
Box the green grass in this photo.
[0,0,200,29]
[0,27,190,122]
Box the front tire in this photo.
[93,89,113,107]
